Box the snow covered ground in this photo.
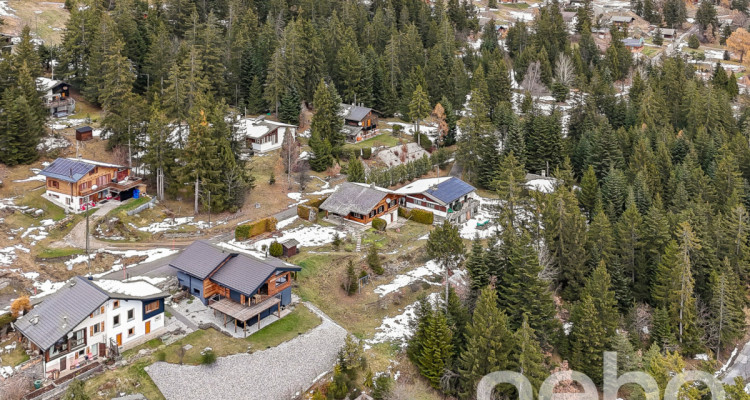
[373,260,442,297]
[0,0,14,17]
[369,293,440,348]
[458,196,500,239]
[36,135,70,152]
[253,224,341,250]
[509,11,534,22]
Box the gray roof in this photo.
[611,16,635,23]
[13,277,109,351]
[170,241,301,296]
[319,183,389,216]
[661,28,676,35]
[282,239,299,248]
[423,177,476,205]
[341,104,373,122]
[39,158,96,183]
[169,240,231,279]
[112,395,147,400]
[210,255,277,296]
[622,38,644,47]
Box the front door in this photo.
[59,356,67,371]
[145,321,151,334]
[116,333,122,346]
[98,342,106,357]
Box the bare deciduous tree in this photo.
[521,61,545,98]
[555,53,575,87]
[297,163,311,191]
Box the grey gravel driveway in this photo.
[147,302,347,400]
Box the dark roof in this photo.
[210,255,277,296]
[171,241,301,296]
[622,38,644,47]
[424,177,476,204]
[75,126,93,133]
[282,239,299,248]
[319,183,390,215]
[39,158,96,183]
[13,277,109,351]
[169,240,232,279]
[611,16,635,23]
[342,104,373,122]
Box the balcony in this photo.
[79,177,143,197]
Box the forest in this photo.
[1,0,750,398]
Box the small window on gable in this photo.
[113,300,120,309]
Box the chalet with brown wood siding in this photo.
[319,182,401,225]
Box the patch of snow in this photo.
[253,224,341,250]
[694,354,710,361]
[374,260,442,297]
[92,279,163,297]
[509,11,534,22]
[124,276,167,286]
[287,192,303,201]
[276,216,298,230]
[716,347,738,377]
[458,196,500,239]
[526,178,555,194]
[137,217,223,233]
[36,135,70,152]
[31,280,66,298]
[563,322,573,335]
[369,292,440,347]
[13,174,46,183]
[0,0,14,17]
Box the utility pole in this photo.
[85,204,90,276]
[207,190,211,228]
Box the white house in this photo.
[394,177,479,224]
[237,116,297,154]
[13,276,168,379]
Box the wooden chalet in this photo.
[395,177,478,224]
[37,78,76,117]
[170,241,301,335]
[610,16,635,27]
[319,182,401,225]
[238,116,297,154]
[39,158,146,212]
[340,104,379,142]
[622,37,645,52]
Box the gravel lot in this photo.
[147,302,347,400]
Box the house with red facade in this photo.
[395,177,478,224]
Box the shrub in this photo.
[398,207,410,218]
[361,147,372,159]
[200,349,217,365]
[269,172,276,185]
[372,217,387,231]
[415,133,432,150]
[155,351,166,361]
[10,296,31,318]
[688,34,700,49]
[410,208,434,225]
[391,124,403,136]
[235,217,278,240]
[332,233,342,250]
[367,246,384,275]
[308,196,327,208]
[269,241,283,257]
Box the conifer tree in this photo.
[246,76,267,114]
[652,306,677,350]
[494,152,527,229]
[278,86,301,125]
[616,197,646,299]
[610,331,641,372]
[408,296,434,363]
[578,165,600,220]
[580,261,619,338]
[426,221,465,305]
[458,286,515,399]
[310,79,344,153]
[446,287,470,354]
[309,130,333,172]
[347,156,365,183]
[511,315,548,396]
[409,85,431,146]
[569,294,608,384]
[337,42,364,104]
[417,310,454,389]
[465,237,488,308]
[709,260,746,359]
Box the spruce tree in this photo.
[246,75,267,114]
[512,315,548,396]
[346,157,365,183]
[616,197,645,299]
[465,237,488,308]
[310,79,344,153]
[652,306,677,350]
[366,245,384,275]
[417,310,454,389]
[578,165,600,220]
[409,84,431,146]
[458,286,514,399]
[278,86,301,125]
[569,294,608,384]
[309,130,333,172]
[709,259,746,359]
[581,261,619,338]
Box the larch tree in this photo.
[426,220,465,306]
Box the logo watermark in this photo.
[477,352,725,400]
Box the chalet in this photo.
[610,16,635,27]
[37,78,75,117]
[237,117,297,154]
[170,241,301,332]
[39,157,146,212]
[395,177,479,224]
[340,104,379,142]
[622,37,645,52]
[319,182,401,225]
[660,28,676,39]
[13,276,167,379]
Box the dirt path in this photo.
[49,201,119,249]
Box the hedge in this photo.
[372,217,387,231]
[400,207,434,225]
[361,147,372,159]
[269,241,283,257]
[297,204,318,221]
[308,196,327,208]
[235,217,278,241]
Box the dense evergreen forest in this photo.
[2,0,750,397]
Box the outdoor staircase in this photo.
[354,231,362,252]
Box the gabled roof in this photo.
[282,238,299,248]
[240,118,297,139]
[169,240,232,279]
[395,177,476,205]
[622,37,644,47]
[611,16,635,23]
[35,77,66,93]
[661,28,676,35]
[14,277,109,350]
[91,279,169,301]
[39,158,125,183]
[319,182,391,216]
[340,104,373,122]
[170,241,301,296]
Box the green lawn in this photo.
[502,2,530,8]
[247,304,321,349]
[108,196,150,215]
[17,192,66,221]
[0,340,30,368]
[36,247,84,259]
[345,133,401,150]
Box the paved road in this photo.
[654,25,698,63]
[721,341,750,384]
[147,302,348,400]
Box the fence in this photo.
[126,197,157,216]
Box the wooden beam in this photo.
[234,318,237,333]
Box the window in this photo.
[145,300,160,314]
[377,205,384,214]
[127,309,134,321]
[79,181,90,192]
[113,300,120,309]
[89,322,104,336]
[113,315,120,327]
[88,167,98,175]
[128,327,135,337]
[275,274,288,287]
[192,287,200,295]
[48,179,59,189]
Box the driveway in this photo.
[721,341,750,384]
[147,302,348,400]
[49,200,120,249]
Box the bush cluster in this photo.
[235,217,278,241]
[372,217,387,231]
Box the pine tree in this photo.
[278,86,301,125]
[494,152,527,229]
[721,204,750,281]
[309,130,333,172]
[426,221,465,305]
[446,287,470,354]
[343,259,359,295]
[709,259,746,359]
[651,306,677,350]
[0,88,44,166]
[458,286,515,399]
[610,331,641,372]
[578,165,600,220]
[417,310,454,389]
[511,315,548,396]
[616,197,645,299]
[581,261,619,338]
[408,295,434,363]
[569,295,608,384]
[465,238,488,308]
[347,156,365,183]
[409,84,431,146]
[337,42,364,104]
[246,75,267,114]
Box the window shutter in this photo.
[100,322,104,332]
[90,326,93,336]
